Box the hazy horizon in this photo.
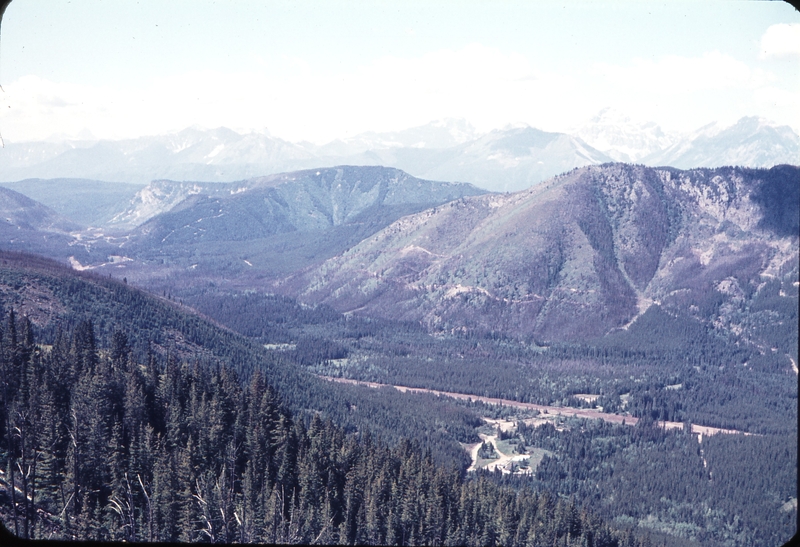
[0,1,798,145]
[3,112,797,149]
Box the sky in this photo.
[0,0,798,144]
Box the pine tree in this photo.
[176,440,198,542]
[152,450,180,543]
[70,319,98,378]
[109,330,130,372]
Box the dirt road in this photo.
[319,375,749,437]
[465,441,482,472]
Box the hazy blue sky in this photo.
[1,0,798,143]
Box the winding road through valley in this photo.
[318,375,749,437]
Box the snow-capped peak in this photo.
[573,108,679,163]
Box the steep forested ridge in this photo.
[0,251,795,546]
[2,253,509,476]
[0,261,657,546]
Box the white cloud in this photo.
[0,44,588,142]
[582,51,800,133]
[1,44,797,143]
[760,23,800,59]
[754,85,800,108]
[0,75,135,141]
[311,44,567,137]
[753,86,800,130]
[592,51,771,94]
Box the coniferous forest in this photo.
[0,235,796,547]
[0,305,656,546]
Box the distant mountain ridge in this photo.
[127,166,486,245]
[573,108,679,163]
[642,116,800,169]
[0,178,144,227]
[0,126,316,185]
[314,117,480,156]
[403,126,613,192]
[4,116,794,193]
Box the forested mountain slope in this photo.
[100,166,487,283]
[0,247,795,545]
[0,251,480,466]
[289,164,799,348]
[128,166,485,243]
[0,187,81,235]
[0,250,663,545]
[0,166,486,286]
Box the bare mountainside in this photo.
[288,163,799,342]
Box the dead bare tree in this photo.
[193,476,216,543]
[107,473,136,542]
[137,474,154,542]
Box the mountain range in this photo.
[313,117,480,155]
[2,115,796,193]
[574,108,679,163]
[0,155,797,546]
[285,164,798,345]
[642,116,800,169]
[1,162,796,355]
[0,126,315,185]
